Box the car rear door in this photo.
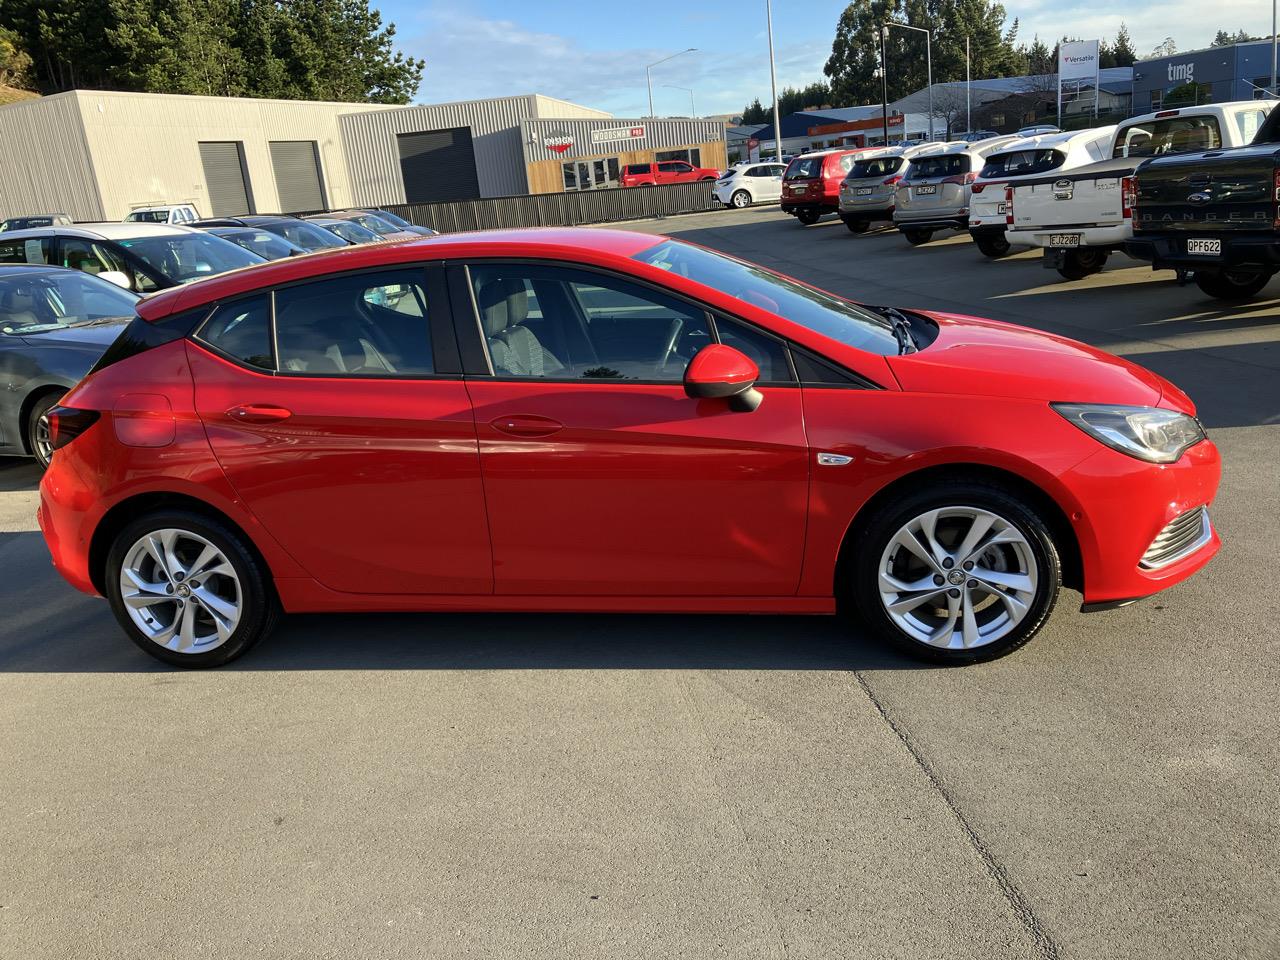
[187,264,493,595]
[452,260,810,597]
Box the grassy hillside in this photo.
[0,85,39,105]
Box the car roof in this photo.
[135,228,662,322]
[0,222,200,241]
[128,204,192,212]
[987,126,1117,156]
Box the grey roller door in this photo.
[397,128,481,203]
[199,141,252,216]
[270,140,326,213]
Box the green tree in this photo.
[0,25,32,88]
[1111,23,1136,66]
[740,98,767,124]
[1020,35,1053,75]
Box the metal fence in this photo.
[381,181,721,234]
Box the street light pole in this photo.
[883,22,933,140]
[880,25,890,143]
[645,48,697,119]
[1272,0,1277,94]
[966,35,971,134]
[766,0,783,162]
[664,84,697,118]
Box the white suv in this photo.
[124,204,202,225]
[713,162,787,209]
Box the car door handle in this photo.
[227,404,293,423]
[489,414,564,437]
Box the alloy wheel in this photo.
[32,413,53,466]
[877,506,1038,650]
[118,528,243,654]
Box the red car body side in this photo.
[38,229,1221,620]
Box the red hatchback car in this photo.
[781,149,868,224]
[38,229,1220,668]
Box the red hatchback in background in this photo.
[620,159,720,186]
[781,148,869,224]
[38,229,1220,668]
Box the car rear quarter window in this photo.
[274,269,433,376]
[198,295,274,371]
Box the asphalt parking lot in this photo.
[2,207,1277,960]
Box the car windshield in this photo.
[326,221,381,243]
[366,209,412,230]
[785,157,824,180]
[0,271,137,335]
[848,157,902,179]
[115,232,264,283]
[349,213,402,236]
[125,210,170,223]
[213,228,299,260]
[632,240,898,356]
[260,219,349,251]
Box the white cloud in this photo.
[400,6,833,117]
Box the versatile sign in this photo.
[543,130,575,154]
[1058,39,1100,81]
[589,125,646,144]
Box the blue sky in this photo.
[378,0,1279,117]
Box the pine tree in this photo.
[1111,23,1136,66]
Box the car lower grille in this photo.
[1139,507,1212,570]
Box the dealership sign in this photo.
[1058,39,1099,81]
[589,125,646,144]
[543,131,575,154]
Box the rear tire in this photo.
[1056,249,1108,280]
[903,228,934,246]
[843,218,871,233]
[26,391,62,470]
[796,209,821,225]
[1193,267,1275,301]
[731,190,752,209]
[105,510,279,668]
[846,481,1061,664]
[974,233,1012,258]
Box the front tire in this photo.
[847,481,1061,664]
[1057,248,1108,280]
[26,391,62,469]
[105,510,279,668]
[1193,267,1275,301]
[731,189,752,209]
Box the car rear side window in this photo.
[1113,117,1222,158]
[626,164,651,174]
[274,269,433,376]
[0,238,49,263]
[198,296,274,371]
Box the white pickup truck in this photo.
[1005,102,1274,279]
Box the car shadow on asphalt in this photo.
[0,457,42,492]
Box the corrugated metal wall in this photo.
[0,93,103,221]
[382,180,719,233]
[521,118,728,165]
[74,91,394,219]
[339,95,613,205]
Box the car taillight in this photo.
[45,405,100,452]
[971,182,985,193]
[883,175,902,185]
[1121,175,1137,220]
[1005,186,1014,225]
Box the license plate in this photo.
[915,185,937,196]
[1049,234,1081,248]
[856,187,872,196]
[792,185,807,194]
[1186,238,1221,256]
[997,202,1008,214]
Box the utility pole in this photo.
[766,0,783,162]
[645,48,696,119]
[880,26,890,143]
[1272,0,1277,95]
[664,84,697,118]
[966,36,971,134]
[884,22,933,140]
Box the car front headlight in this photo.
[1052,403,1206,464]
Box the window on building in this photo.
[563,156,622,191]
[990,113,1005,127]
[1150,90,1163,110]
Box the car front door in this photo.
[657,161,691,184]
[188,265,493,595]
[454,260,810,597]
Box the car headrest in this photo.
[476,278,529,336]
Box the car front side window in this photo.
[468,263,711,381]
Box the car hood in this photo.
[888,312,1179,409]
[19,317,130,349]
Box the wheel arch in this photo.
[834,462,1084,596]
[18,383,71,455]
[88,491,277,597]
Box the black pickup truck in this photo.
[1124,109,1280,300]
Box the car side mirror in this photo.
[684,344,763,412]
[98,270,133,290]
